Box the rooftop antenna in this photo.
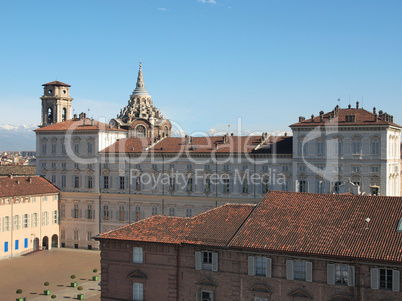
[338,98,341,107]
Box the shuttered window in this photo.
[286,260,312,282]
[195,251,218,271]
[248,256,272,277]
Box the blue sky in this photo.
[0,0,401,135]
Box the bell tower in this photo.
[40,81,73,127]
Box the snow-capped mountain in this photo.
[0,124,37,151]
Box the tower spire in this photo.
[133,61,149,96]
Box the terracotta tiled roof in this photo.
[97,191,402,263]
[229,191,402,263]
[42,81,71,87]
[290,107,401,128]
[101,135,293,155]
[0,175,59,198]
[96,204,256,247]
[35,118,127,132]
[0,166,36,176]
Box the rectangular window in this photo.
[337,142,343,155]
[187,178,193,192]
[352,166,360,173]
[380,268,393,290]
[204,177,211,193]
[187,164,192,170]
[186,208,193,217]
[103,176,109,189]
[135,206,141,221]
[353,141,361,154]
[133,247,143,263]
[42,144,47,154]
[61,230,65,240]
[87,176,93,189]
[200,291,213,301]
[61,175,66,188]
[42,162,47,168]
[371,166,380,173]
[119,205,125,221]
[87,142,93,154]
[299,180,307,192]
[14,215,20,230]
[23,214,29,229]
[119,176,125,190]
[73,204,79,219]
[294,260,307,280]
[53,210,58,224]
[169,207,175,216]
[317,141,324,155]
[32,213,38,227]
[299,165,306,172]
[133,283,143,301]
[205,164,210,170]
[282,165,289,172]
[51,144,56,154]
[169,164,174,170]
[74,230,79,240]
[135,177,141,191]
[15,240,19,250]
[222,178,230,193]
[372,141,380,155]
[335,264,350,285]
[282,179,289,191]
[223,165,229,171]
[42,212,49,226]
[51,175,56,183]
[255,256,267,276]
[316,180,324,193]
[60,203,66,218]
[87,231,92,241]
[87,163,93,170]
[151,206,158,215]
[103,205,110,220]
[169,177,175,191]
[74,143,79,154]
[87,204,93,219]
[62,143,66,154]
[24,238,28,248]
[195,250,218,272]
[74,163,79,169]
[74,176,80,188]
[4,242,8,252]
[151,163,158,170]
[51,162,56,168]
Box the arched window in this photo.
[164,126,169,137]
[136,125,146,138]
[62,108,67,121]
[47,107,53,124]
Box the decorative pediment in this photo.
[330,293,353,301]
[249,283,272,294]
[197,277,217,287]
[128,270,147,279]
[289,288,312,299]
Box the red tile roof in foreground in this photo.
[96,191,402,263]
[35,118,127,132]
[42,80,71,87]
[101,135,293,155]
[290,106,401,128]
[96,204,255,247]
[0,175,59,198]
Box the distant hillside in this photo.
[0,124,37,151]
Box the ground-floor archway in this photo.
[33,238,40,251]
[51,234,58,248]
[42,236,49,250]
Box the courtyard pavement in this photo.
[0,248,101,301]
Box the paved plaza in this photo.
[0,248,101,301]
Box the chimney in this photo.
[284,132,288,136]
[91,119,94,126]
[17,180,20,185]
[373,107,376,114]
[348,104,351,109]
[299,116,305,122]
[184,135,188,144]
[374,114,378,122]
[74,114,77,119]
[8,174,13,179]
[356,101,359,109]
[319,111,324,122]
[28,177,32,183]
[311,114,315,122]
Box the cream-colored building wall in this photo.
[0,193,59,259]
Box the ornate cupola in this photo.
[109,62,172,139]
[39,81,73,127]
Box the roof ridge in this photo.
[226,203,258,247]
